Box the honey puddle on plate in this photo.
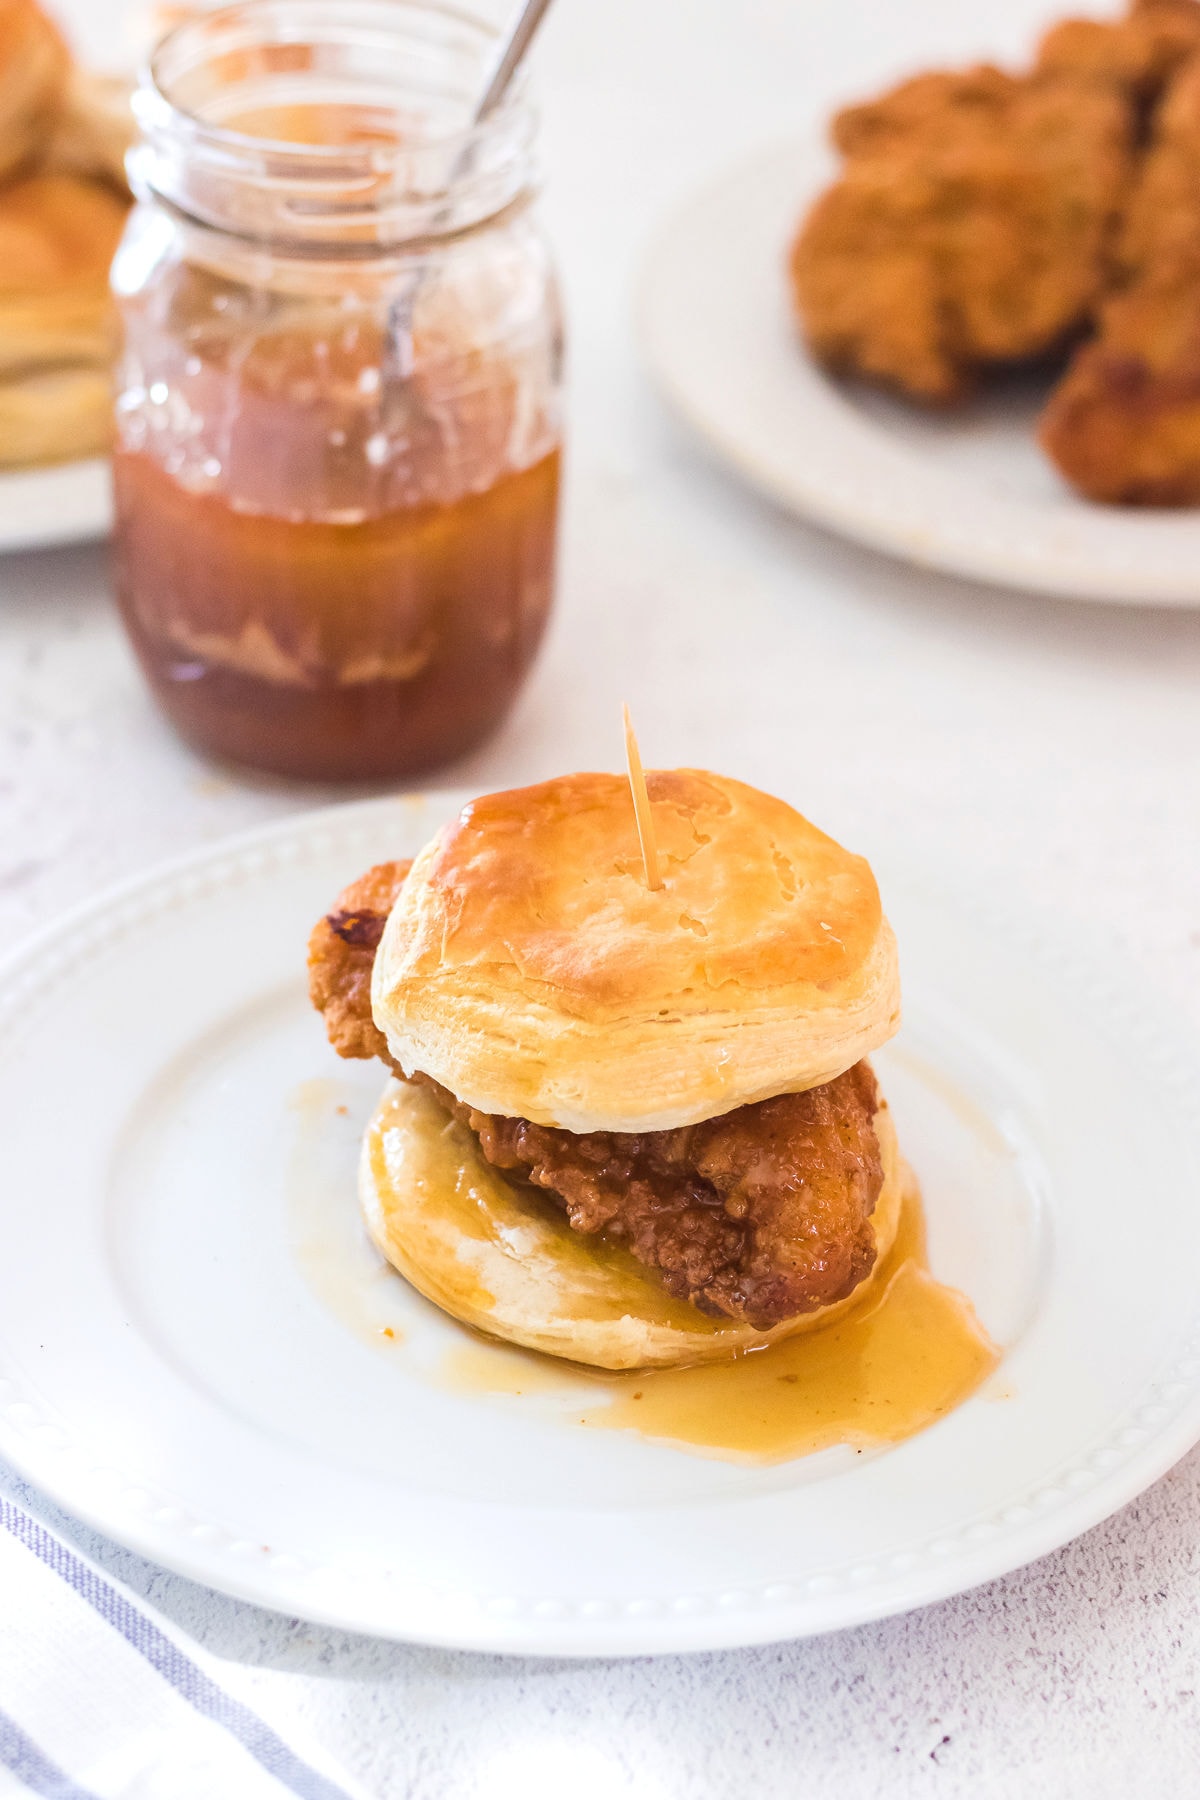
[289,1078,998,1465]
[442,1186,998,1465]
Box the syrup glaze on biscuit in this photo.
[372,771,901,1131]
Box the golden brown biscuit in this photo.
[0,173,127,369]
[0,290,112,377]
[0,362,110,464]
[0,174,128,464]
[0,172,127,296]
[42,67,134,194]
[0,0,69,183]
[372,770,901,1132]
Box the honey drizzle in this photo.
[441,1185,998,1465]
[288,1079,999,1467]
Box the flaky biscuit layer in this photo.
[373,770,901,1131]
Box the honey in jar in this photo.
[111,1,563,781]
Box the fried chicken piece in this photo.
[830,64,1016,159]
[425,1067,883,1331]
[42,67,135,197]
[307,859,411,1062]
[1114,43,1200,275]
[791,69,1134,404]
[1039,271,1200,501]
[1036,0,1200,109]
[1040,50,1200,501]
[308,863,885,1330]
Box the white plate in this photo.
[639,136,1200,605]
[0,458,111,554]
[1,794,1199,1655]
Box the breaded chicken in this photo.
[1115,41,1200,274]
[306,859,411,1063]
[1039,271,1200,501]
[830,64,1016,159]
[425,1066,884,1331]
[791,69,1133,404]
[308,864,886,1329]
[1036,0,1200,107]
[1040,50,1200,501]
[792,0,1200,499]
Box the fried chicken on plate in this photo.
[1036,0,1200,107]
[790,67,1133,404]
[1040,50,1200,501]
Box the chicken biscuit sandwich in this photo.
[308,768,903,1369]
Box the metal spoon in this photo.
[383,0,558,416]
[475,0,558,125]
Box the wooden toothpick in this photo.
[622,703,662,891]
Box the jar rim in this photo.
[132,0,538,247]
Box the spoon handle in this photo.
[475,0,558,122]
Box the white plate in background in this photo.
[639,136,1200,605]
[0,458,111,555]
[0,793,1198,1653]
[0,0,125,558]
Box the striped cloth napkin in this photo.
[0,1495,370,1800]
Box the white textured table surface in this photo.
[4,0,1200,1794]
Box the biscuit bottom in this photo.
[359,1078,905,1370]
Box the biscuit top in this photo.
[373,769,901,1131]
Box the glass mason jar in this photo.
[111,0,563,781]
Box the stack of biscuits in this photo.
[0,0,132,467]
